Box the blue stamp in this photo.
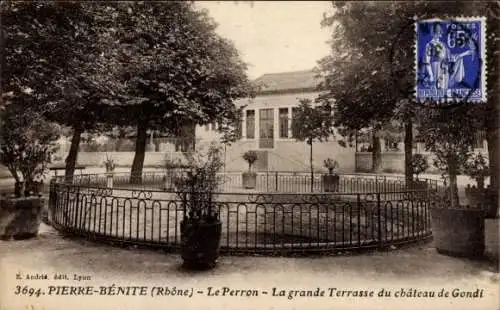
[415,17,487,103]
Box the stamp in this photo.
[415,17,487,104]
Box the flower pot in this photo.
[242,172,257,189]
[0,196,43,240]
[464,186,498,219]
[410,180,428,190]
[26,181,44,196]
[180,218,222,269]
[464,185,488,205]
[429,207,485,258]
[322,174,340,192]
[14,182,25,198]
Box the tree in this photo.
[290,99,335,192]
[1,2,121,182]
[415,104,482,207]
[0,98,60,190]
[318,1,499,190]
[97,2,253,183]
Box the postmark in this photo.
[415,17,487,104]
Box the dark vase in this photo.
[14,182,25,198]
[410,179,428,190]
[322,174,340,192]
[0,196,43,240]
[25,181,44,197]
[465,186,498,219]
[429,207,485,258]
[180,218,222,270]
[242,172,257,189]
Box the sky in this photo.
[195,1,334,79]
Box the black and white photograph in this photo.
[0,1,499,310]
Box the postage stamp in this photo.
[415,17,487,104]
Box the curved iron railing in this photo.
[51,170,443,194]
[48,172,437,254]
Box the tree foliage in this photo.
[415,104,483,206]
[0,100,60,184]
[319,1,499,193]
[291,99,334,145]
[100,2,254,129]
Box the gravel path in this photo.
[0,223,498,310]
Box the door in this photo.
[259,108,274,148]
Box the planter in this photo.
[464,184,488,205]
[242,172,257,189]
[26,181,44,196]
[322,174,340,192]
[464,186,498,219]
[14,182,25,198]
[429,207,485,258]
[410,180,428,190]
[180,218,222,269]
[0,197,43,240]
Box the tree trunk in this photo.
[371,130,382,173]
[404,119,414,186]
[65,124,83,183]
[448,161,459,208]
[309,140,314,193]
[224,143,227,173]
[485,0,499,218]
[130,120,148,184]
[486,113,499,217]
[115,138,124,152]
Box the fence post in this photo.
[266,171,269,192]
[74,187,81,232]
[377,192,383,248]
[48,181,56,222]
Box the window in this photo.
[175,138,194,152]
[204,124,209,131]
[279,108,289,138]
[259,109,274,148]
[246,110,255,139]
[211,121,217,131]
[291,107,299,138]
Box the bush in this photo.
[0,104,60,191]
[323,158,339,174]
[175,143,225,221]
[242,150,258,172]
[463,153,489,189]
[411,154,429,180]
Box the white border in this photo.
[414,17,487,104]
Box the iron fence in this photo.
[53,171,442,194]
[48,174,435,254]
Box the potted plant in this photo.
[417,107,485,258]
[176,144,224,269]
[103,153,115,189]
[322,158,340,192]
[410,154,429,190]
[0,104,59,240]
[242,150,258,189]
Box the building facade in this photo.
[195,70,357,172]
